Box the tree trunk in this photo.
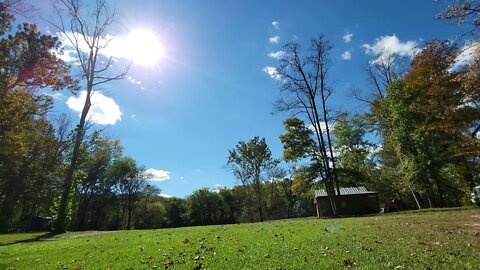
[127,198,132,230]
[255,181,264,222]
[409,186,422,209]
[54,88,91,233]
[433,176,445,207]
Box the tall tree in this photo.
[333,113,376,186]
[109,157,147,230]
[275,36,340,215]
[72,131,122,230]
[373,41,479,207]
[0,3,76,231]
[227,136,278,222]
[49,0,129,232]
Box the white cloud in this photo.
[308,121,336,134]
[145,168,171,182]
[341,50,351,60]
[159,193,173,198]
[343,33,353,43]
[269,36,280,44]
[211,184,223,192]
[263,66,282,80]
[127,76,142,85]
[44,92,64,100]
[54,48,80,64]
[451,41,479,70]
[362,35,419,64]
[268,50,286,59]
[57,30,163,66]
[66,90,122,125]
[272,21,280,29]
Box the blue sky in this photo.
[28,0,468,197]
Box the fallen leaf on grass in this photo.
[183,238,190,244]
[342,259,355,267]
[438,259,449,264]
[163,261,174,268]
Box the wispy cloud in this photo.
[263,66,282,80]
[268,50,286,60]
[269,36,280,44]
[343,33,353,43]
[362,34,419,64]
[341,50,351,60]
[272,21,280,29]
[145,168,171,182]
[44,92,64,100]
[159,193,173,198]
[66,90,122,125]
[451,41,479,70]
[127,76,142,85]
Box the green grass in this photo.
[1,208,479,269]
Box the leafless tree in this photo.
[351,53,407,107]
[48,0,129,232]
[275,35,340,215]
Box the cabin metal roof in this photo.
[314,186,378,197]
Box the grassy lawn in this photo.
[0,208,479,269]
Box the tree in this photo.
[438,0,480,35]
[275,35,340,215]
[0,3,76,231]
[333,113,376,186]
[371,41,479,207]
[134,185,166,229]
[109,157,147,230]
[164,197,187,227]
[227,136,278,222]
[187,188,223,225]
[49,0,129,232]
[72,131,122,230]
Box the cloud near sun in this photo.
[66,91,122,125]
[57,29,164,66]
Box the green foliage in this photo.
[227,136,279,221]
[333,113,376,187]
[0,4,76,232]
[279,118,316,162]
[369,41,479,208]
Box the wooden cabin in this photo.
[314,186,380,217]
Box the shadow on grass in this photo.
[0,232,61,246]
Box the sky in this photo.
[24,0,472,198]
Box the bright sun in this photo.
[125,29,164,66]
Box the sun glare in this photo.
[125,29,164,66]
